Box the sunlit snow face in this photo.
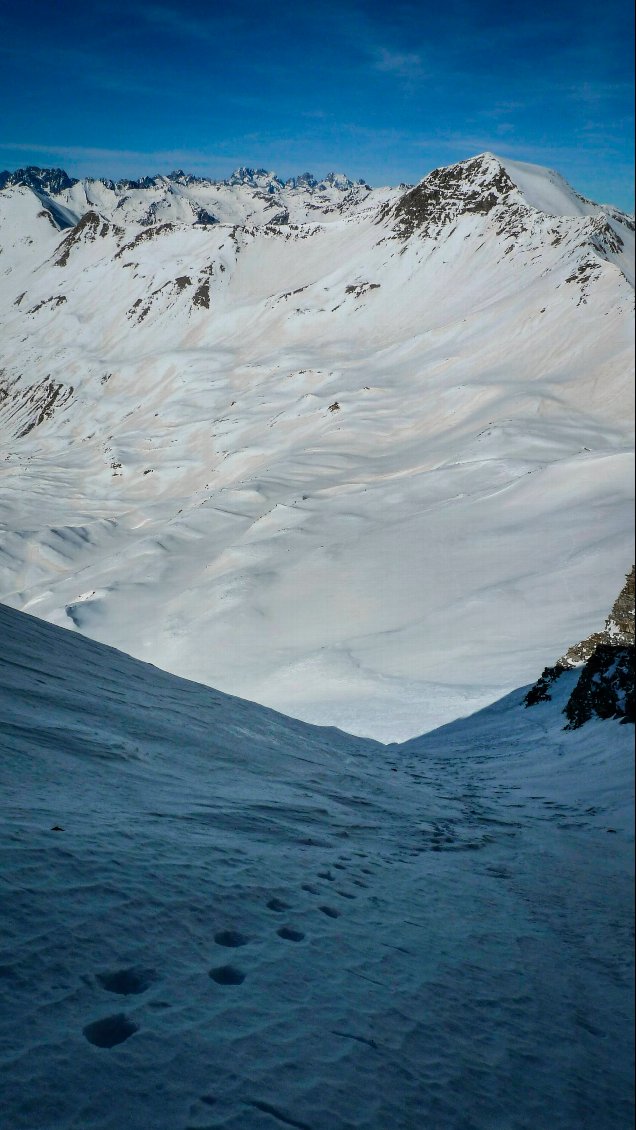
[0,153,633,739]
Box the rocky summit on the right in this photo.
[525,566,635,726]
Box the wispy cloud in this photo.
[372,48,426,82]
[135,3,214,40]
[411,131,631,170]
[566,79,634,107]
[133,3,244,43]
[0,142,244,176]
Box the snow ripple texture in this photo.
[0,603,633,1129]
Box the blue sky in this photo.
[1,0,633,209]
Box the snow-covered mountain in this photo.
[1,599,633,1130]
[0,153,633,738]
[0,164,382,229]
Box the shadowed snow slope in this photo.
[0,603,633,1129]
[0,153,634,739]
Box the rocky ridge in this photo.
[525,567,635,726]
[559,565,635,666]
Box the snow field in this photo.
[0,603,633,1129]
[0,154,633,738]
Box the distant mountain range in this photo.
[0,164,380,229]
[0,165,372,194]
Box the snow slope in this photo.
[0,153,634,739]
[0,602,633,1130]
[497,155,623,219]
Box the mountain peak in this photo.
[388,150,619,238]
[226,167,284,190]
[389,153,520,236]
[285,172,318,189]
[0,165,78,195]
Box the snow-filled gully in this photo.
[1,603,633,1130]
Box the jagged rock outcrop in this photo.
[0,166,78,194]
[388,154,521,238]
[525,567,635,726]
[558,565,635,666]
[563,645,634,728]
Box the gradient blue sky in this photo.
[1,0,634,208]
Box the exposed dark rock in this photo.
[54,211,102,266]
[37,209,58,227]
[345,282,380,298]
[0,166,77,194]
[525,567,635,727]
[285,172,318,190]
[523,664,568,707]
[589,215,625,255]
[14,379,74,437]
[28,295,67,314]
[193,206,217,226]
[115,175,157,191]
[564,646,635,729]
[226,167,285,190]
[114,223,176,260]
[192,280,210,309]
[389,155,520,239]
[558,566,634,667]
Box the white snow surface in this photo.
[0,602,633,1129]
[0,152,634,740]
[496,155,609,217]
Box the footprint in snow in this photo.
[319,906,340,918]
[186,1093,217,1129]
[277,927,305,942]
[96,967,156,995]
[267,897,292,912]
[214,930,249,948]
[209,965,246,985]
[83,1013,138,1048]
